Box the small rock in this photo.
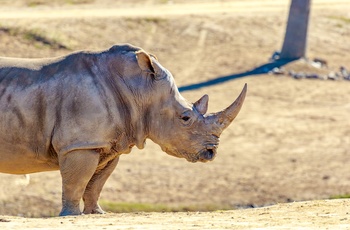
[340,66,350,80]
[327,72,340,80]
[340,66,348,76]
[270,67,284,75]
[305,74,319,79]
[293,72,306,79]
[312,58,328,68]
[269,51,280,62]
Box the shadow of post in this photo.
[178,59,296,92]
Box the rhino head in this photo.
[131,49,247,163]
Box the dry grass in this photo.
[0,25,69,50]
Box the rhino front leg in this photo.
[83,157,120,214]
[59,150,99,216]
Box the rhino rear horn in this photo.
[194,94,209,115]
[214,83,247,130]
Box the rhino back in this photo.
[0,53,121,173]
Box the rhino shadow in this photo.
[178,59,295,92]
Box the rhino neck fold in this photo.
[99,54,150,152]
[112,114,147,153]
[134,107,151,150]
[134,126,146,150]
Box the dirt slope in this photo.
[0,0,349,228]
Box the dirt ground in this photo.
[0,0,350,228]
[0,199,349,229]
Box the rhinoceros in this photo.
[0,44,247,216]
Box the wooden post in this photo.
[280,0,311,60]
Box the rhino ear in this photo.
[149,53,158,61]
[136,50,155,74]
[194,94,209,115]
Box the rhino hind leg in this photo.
[59,150,100,216]
[83,157,120,214]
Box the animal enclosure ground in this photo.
[0,0,349,228]
[0,199,349,229]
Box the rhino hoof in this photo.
[59,210,82,216]
[83,207,105,215]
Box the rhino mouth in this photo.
[196,144,218,163]
[163,145,218,163]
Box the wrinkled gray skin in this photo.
[0,44,247,216]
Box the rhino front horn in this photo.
[214,83,247,130]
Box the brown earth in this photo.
[0,0,350,228]
[0,199,349,229]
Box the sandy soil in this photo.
[0,0,350,228]
[0,199,349,229]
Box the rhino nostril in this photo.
[199,147,217,161]
[206,149,214,160]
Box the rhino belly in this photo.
[0,148,59,174]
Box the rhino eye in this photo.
[181,116,190,122]
[180,111,193,125]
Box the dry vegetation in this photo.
[0,0,349,228]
